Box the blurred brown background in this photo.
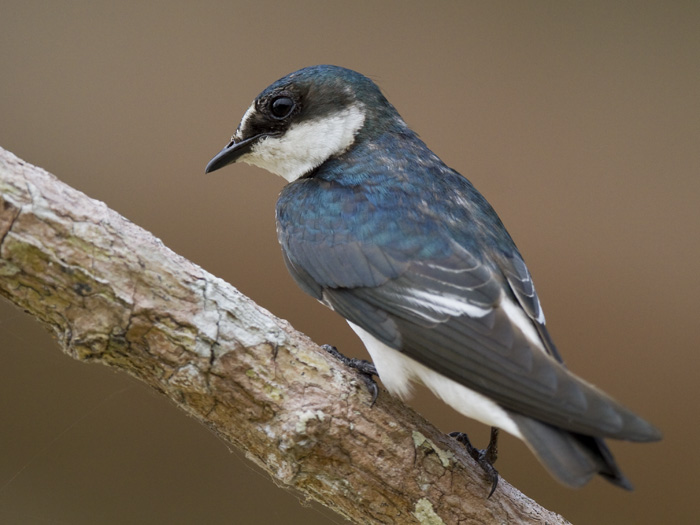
[1,1,698,523]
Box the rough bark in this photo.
[0,146,569,524]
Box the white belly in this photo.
[347,321,523,439]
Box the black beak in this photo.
[205,134,266,174]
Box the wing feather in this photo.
[320,254,656,440]
[276,167,658,441]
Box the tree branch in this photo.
[0,146,569,524]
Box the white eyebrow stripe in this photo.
[235,101,256,140]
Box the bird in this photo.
[205,65,661,493]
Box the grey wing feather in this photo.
[321,252,661,442]
[500,254,564,362]
[278,200,659,442]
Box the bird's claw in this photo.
[450,427,500,498]
[322,344,379,406]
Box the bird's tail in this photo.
[511,414,634,489]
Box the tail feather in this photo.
[511,413,634,490]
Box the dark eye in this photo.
[270,96,295,119]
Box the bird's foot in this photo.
[450,427,500,498]
[322,344,379,406]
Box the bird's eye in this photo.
[270,96,295,119]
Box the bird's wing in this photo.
[281,221,655,440]
[321,249,656,440]
[276,173,657,441]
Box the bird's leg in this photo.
[322,344,379,406]
[450,427,501,498]
[484,426,499,464]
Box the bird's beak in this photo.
[205,134,266,174]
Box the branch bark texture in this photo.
[0,146,569,524]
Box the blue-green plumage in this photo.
[206,65,661,491]
[277,131,516,280]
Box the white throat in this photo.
[240,105,366,182]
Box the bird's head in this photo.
[205,65,406,182]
